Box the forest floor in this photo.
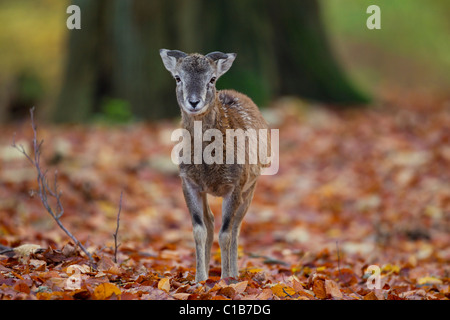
[0,91,449,300]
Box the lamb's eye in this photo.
[209,77,216,84]
[175,76,181,83]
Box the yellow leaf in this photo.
[94,283,121,300]
[417,276,442,285]
[271,284,295,298]
[316,266,326,272]
[243,267,263,274]
[158,277,171,293]
[382,263,400,275]
[98,201,117,218]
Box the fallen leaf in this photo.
[65,274,82,290]
[382,263,400,275]
[66,264,91,275]
[43,247,67,264]
[312,279,327,299]
[158,277,171,293]
[325,279,343,299]
[271,284,295,298]
[94,283,121,300]
[364,291,378,300]
[256,288,273,299]
[37,291,73,300]
[217,286,236,298]
[97,255,116,271]
[13,244,43,257]
[173,293,191,300]
[335,268,358,286]
[13,281,30,294]
[230,281,248,295]
[29,259,46,270]
[62,243,77,257]
[242,267,263,274]
[417,276,443,285]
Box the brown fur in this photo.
[160,49,271,281]
[180,89,269,197]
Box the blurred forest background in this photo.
[0,0,449,123]
[0,0,449,300]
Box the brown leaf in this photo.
[217,286,236,299]
[256,288,273,299]
[97,255,116,272]
[71,287,92,299]
[364,291,378,300]
[37,291,73,300]
[230,280,248,295]
[335,268,358,286]
[43,247,67,264]
[13,280,30,294]
[325,279,343,299]
[62,243,77,257]
[312,279,327,299]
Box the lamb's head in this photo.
[160,49,236,115]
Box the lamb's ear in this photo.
[206,52,237,78]
[159,49,187,75]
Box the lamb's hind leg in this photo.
[229,182,256,278]
[202,193,214,276]
[219,183,256,278]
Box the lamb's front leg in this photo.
[181,177,208,282]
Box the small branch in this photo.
[336,241,341,276]
[12,107,93,262]
[113,191,123,263]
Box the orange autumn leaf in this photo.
[364,292,378,300]
[312,279,327,299]
[13,281,30,294]
[158,277,171,293]
[94,283,121,300]
[36,291,73,300]
[271,284,296,298]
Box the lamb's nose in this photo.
[188,99,200,109]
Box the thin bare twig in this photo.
[12,107,93,262]
[336,241,341,275]
[113,190,123,263]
